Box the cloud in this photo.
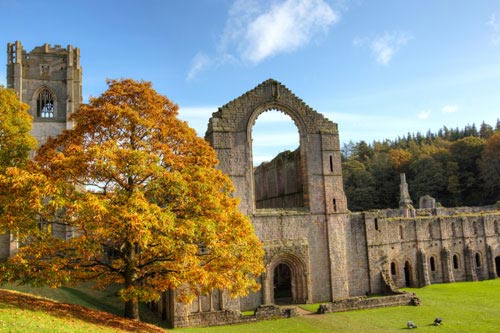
[418,110,430,120]
[487,14,500,45]
[186,53,212,81]
[187,0,339,79]
[442,105,458,113]
[177,105,218,135]
[353,32,412,65]
[371,32,412,65]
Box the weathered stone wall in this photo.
[357,205,500,292]
[320,293,419,313]
[253,149,304,209]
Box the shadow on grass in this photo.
[60,286,122,316]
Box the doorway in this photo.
[404,261,413,287]
[273,263,292,304]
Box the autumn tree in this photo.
[0,79,264,320]
[0,86,37,170]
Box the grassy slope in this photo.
[0,288,166,333]
[176,279,500,333]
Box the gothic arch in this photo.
[31,85,57,119]
[268,252,309,304]
[206,79,347,215]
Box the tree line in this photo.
[342,120,500,211]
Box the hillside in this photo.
[0,289,166,333]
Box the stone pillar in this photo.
[417,249,430,287]
[440,248,455,283]
[399,173,415,217]
[487,245,496,279]
[464,246,478,282]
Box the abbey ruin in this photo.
[3,42,500,328]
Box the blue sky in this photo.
[1,0,500,164]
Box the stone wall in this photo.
[253,149,304,209]
[320,293,419,313]
[357,206,500,292]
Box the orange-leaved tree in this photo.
[0,79,264,320]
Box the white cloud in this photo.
[442,105,458,113]
[371,32,412,65]
[177,105,218,136]
[187,0,339,79]
[186,53,212,81]
[487,14,500,45]
[418,110,430,120]
[241,0,339,63]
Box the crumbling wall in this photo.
[254,149,304,209]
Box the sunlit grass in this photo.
[176,279,500,332]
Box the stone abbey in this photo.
[3,42,500,328]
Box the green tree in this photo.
[342,160,376,211]
[0,79,264,320]
[480,132,500,202]
[449,136,485,205]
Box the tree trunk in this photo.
[123,241,140,320]
[124,298,140,320]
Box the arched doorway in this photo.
[495,256,500,278]
[404,261,413,287]
[273,263,292,304]
[268,253,309,305]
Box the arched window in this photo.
[453,254,460,269]
[428,223,434,239]
[37,89,55,118]
[494,220,499,235]
[472,221,478,235]
[476,253,482,268]
[399,225,404,240]
[430,256,436,272]
[390,262,397,276]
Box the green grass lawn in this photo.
[3,279,500,332]
[176,279,500,333]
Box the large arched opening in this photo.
[250,109,304,210]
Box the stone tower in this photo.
[6,41,82,145]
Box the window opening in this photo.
[453,254,459,269]
[37,89,55,118]
[329,155,333,172]
[399,225,404,240]
[430,256,436,272]
[390,262,397,276]
[252,110,301,209]
[475,253,481,268]
[374,218,379,231]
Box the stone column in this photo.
[417,249,430,287]
[440,248,455,283]
[464,246,478,282]
[487,245,496,279]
